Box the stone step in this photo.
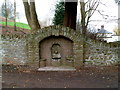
[37,66,76,71]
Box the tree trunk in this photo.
[80,0,86,65]
[5,0,7,29]
[14,0,16,31]
[22,0,41,31]
[30,0,41,30]
[80,1,86,35]
[63,1,77,30]
[23,0,32,28]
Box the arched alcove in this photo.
[51,44,61,60]
[39,35,73,67]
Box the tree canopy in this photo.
[53,1,65,25]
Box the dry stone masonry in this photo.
[84,38,119,66]
[2,36,27,65]
[1,25,119,69]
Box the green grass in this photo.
[0,22,31,29]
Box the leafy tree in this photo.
[53,1,65,25]
[53,0,78,29]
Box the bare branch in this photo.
[85,0,100,28]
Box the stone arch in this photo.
[27,25,83,68]
[33,25,81,42]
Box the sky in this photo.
[89,0,118,32]
[0,0,118,33]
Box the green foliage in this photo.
[53,1,65,25]
[0,22,31,29]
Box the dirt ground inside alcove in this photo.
[2,65,119,88]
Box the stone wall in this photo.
[85,38,119,66]
[1,25,119,68]
[1,35,27,65]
